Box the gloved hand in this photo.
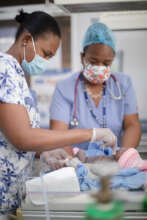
[91,128,117,154]
[40,149,72,170]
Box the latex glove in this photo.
[91,128,117,154]
[40,149,72,170]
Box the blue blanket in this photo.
[76,164,146,191]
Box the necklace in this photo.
[83,81,107,128]
[85,86,103,99]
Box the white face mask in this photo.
[83,60,111,84]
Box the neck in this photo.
[84,78,103,90]
[83,78,104,107]
[7,43,31,87]
[7,42,22,64]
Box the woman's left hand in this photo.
[114,147,128,161]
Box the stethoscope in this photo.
[70,73,125,128]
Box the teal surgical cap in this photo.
[82,22,116,52]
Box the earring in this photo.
[23,42,26,47]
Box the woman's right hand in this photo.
[91,128,117,153]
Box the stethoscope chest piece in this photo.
[70,118,79,127]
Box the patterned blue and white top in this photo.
[0,52,40,213]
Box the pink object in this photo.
[73,147,80,155]
[118,148,147,172]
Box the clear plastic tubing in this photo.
[40,169,51,220]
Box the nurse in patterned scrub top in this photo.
[0,10,117,214]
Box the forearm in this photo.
[50,120,74,156]
[0,104,92,152]
[14,127,92,152]
[121,124,141,149]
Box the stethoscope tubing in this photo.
[73,74,81,121]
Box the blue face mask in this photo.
[21,38,50,75]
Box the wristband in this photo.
[90,128,97,143]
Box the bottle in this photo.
[84,160,124,220]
